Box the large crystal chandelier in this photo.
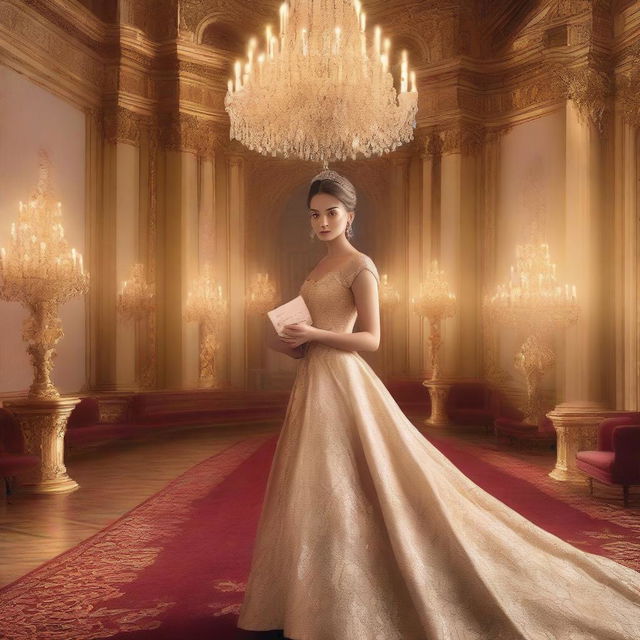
[224,0,419,165]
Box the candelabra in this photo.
[0,156,89,400]
[411,260,457,382]
[411,261,457,428]
[184,264,228,388]
[0,151,87,494]
[225,0,418,165]
[485,242,579,427]
[247,272,277,314]
[117,263,156,388]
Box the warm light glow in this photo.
[379,272,400,309]
[247,271,278,315]
[117,263,155,321]
[411,260,457,381]
[0,151,90,399]
[224,0,418,165]
[486,242,578,329]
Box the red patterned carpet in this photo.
[0,429,638,640]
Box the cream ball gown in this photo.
[237,252,640,640]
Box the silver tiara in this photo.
[309,169,354,193]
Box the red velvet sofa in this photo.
[576,413,640,507]
[0,408,39,495]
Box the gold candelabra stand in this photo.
[0,156,89,400]
[247,272,277,314]
[411,260,457,382]
[117,263,156,389]
[485,242,579,426]
[184,264,228,388]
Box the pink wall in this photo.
[0,65,86,396]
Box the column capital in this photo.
[440,123,485,156]
[554,64,612,132]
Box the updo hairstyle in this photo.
[307,170,357,212]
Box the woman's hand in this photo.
[280,322,317,349]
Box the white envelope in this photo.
[267,295,313,337]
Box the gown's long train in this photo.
[237,253,640,640]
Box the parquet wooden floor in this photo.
[0,421,281,588]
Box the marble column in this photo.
[93,137,139,391]
[439,127,481,379]
[562,100,606,407]
[228,155,247,389]
[613,116,639,410]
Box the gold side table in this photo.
[547,403,628,484]
[4,397,80,494]
[422,380,452,428]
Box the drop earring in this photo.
[309,229,316,241]
[346,221,354,239]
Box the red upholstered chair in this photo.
[0,408,39,496]
[576,414,640,507]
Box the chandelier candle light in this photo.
[184,264,228,388]
[379,273,400,309]
[247,272,277,315]
[0,162,89,400]
[225,0,418,165]
[485,242,579,427]
[0,152,88,494]
[117,263,156,389]
[411,260,457,428]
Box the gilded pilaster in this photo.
[561,100,607,406]
[227,154,247,389]
[439,124,482,379]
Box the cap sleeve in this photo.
[341,254,380,288]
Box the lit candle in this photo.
[400,50,408,93]
[79,254,84,275]
[234,60,242,91]
[374,26,381,57]
[248,38,257,67]
[335,26,341,55]
[301,28,308,56]
[71,247,77,267]
[266,24,272,53]
[0,247,5,270]
[360,11,366,32]
[384,37,391,59]
[227,79,233,93]
[18,201,23,213]
[10,223,16,242]
[258,53,265,83]
[270,35,278,58]
[410,70,417,92]
[572,285,576,299]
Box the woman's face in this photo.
[308,192,353,242]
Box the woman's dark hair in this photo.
[307,171,357,212]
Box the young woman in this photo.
[237,170,640,640]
